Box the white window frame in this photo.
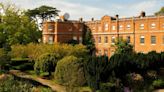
[73,36,77,40]
[151,23,156,29]
[140,24,144,30]
[48,36,53,44]
[151,36,156,45]
[140,36,145,45]
[111,36,115,44]
[98,36,101,43]
[119,25,123,30]
[104,36,108,43]
[104,23,108,31]
[79,36,82,43]
[127,24,131,30]
[112,25,116,30]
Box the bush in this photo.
[34,53,60,76]
[152,79,164,89]
[10,44,28,58]
[99,82,123,92]
[54,55,86,86]
[11,43,88,62]
[0,48,11,70]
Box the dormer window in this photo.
[104,23,109,31]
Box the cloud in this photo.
[0,0,163,20]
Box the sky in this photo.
[0,0,164,20]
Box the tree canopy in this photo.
[155,7,164,15]
[25,5,60,28]
[0,3,41,47]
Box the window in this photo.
[151,36,156,44]
[127,24,131,30]
[111,36,115,44]
[119,25,123,30]
[69,27,72,31]
[104,23,108,31]
[140,36,145,44]
[43,36,46,43]
[151,23,156,29]
[48,36,53,44]
[48,25,54,30]
[79,36,82,43]
[79,28,83,31]
[73,36,77,40]
[98,36,101,43]
[104,36,108,43]
[92,27,95,31]
[104,50,108,56]
[98,26,101,31]
[162,23,164,28]
[140,24,144,29]
[112,26,116,30]
[126,36,130,43]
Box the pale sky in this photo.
[0,0,164,20]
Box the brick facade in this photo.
[43,13,164,57]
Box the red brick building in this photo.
[43,12,164,57]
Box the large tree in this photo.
[155,7,164,15]
[0,3,41,47]
[25,5,60,28]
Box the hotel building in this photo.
[43,12,164,57]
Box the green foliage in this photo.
[0,48,11,70]
[84,56,109,90]
[25,5,59,28]
[54,55,86,86]
[0,3,41,46]
[11,43,88,62]
[34,53,59,76]
[83,27,95,54]
[114,39,133,54]
[152,79,164,89]
[99,82,123,92]
[155,7,164,15]
[0,75,53,92]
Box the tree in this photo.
[0,48,11,70]
[25,5,60,28]
[83,26,95,55]
[155,7,164,15]
[84,56,109,91]
[0,3,41,46]
[114,39,133,54]
[34,53,59,76]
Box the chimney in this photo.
[91,17,94,21]
[79,17,83,22]
[115,14,119,20]
[140,11,146,17]
[59,15,65,21]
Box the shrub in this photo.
[84,56,110,91]
[0,48,11,70]
[152,79,164,89]
[34,53,60,76]
[99,82,123,92]
[10,44,28,58]
[54,55,86,86]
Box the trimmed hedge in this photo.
[54,55,86,86]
